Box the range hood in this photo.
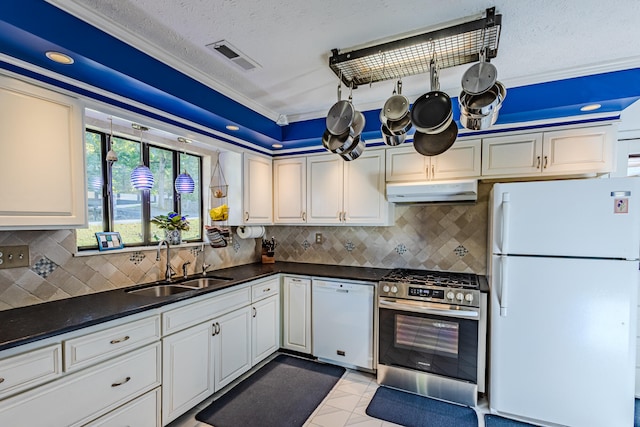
[386,179,478,203]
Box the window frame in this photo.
[79,128,203,250]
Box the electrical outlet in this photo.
[0,245,30,269]
[315,233,323,244]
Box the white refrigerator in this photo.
[488,178,640,427]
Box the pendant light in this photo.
[105,117,118,162]
[174,137,194,194]
[130,124,154,190]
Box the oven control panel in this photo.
[379,281,480,307]
[408,287,444,299]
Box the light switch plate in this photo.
[0,245,30,269]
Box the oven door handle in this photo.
[378,299,479,320]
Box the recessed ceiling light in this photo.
[580,103,602,112]
[226,125,240,131]
[272,143,283,149]
[45,51,74,64]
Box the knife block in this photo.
[261,249,275,264]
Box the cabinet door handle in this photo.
[536,156,541,168]
[111,376,131,387]
[302,211,306,221]
[431,164,435,179]
[543,155,548,169]
[216,322,220,335]
[212,322,216,336]
[109,335,130,345]
[244,211,250,222]
[253,307,257,318]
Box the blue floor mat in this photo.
[365,386,478,427]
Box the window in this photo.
[78,129,202,249]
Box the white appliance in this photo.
[312,279,374,370]
[386,179,478,203]
[488,178,640,427]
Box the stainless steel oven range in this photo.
[377,269,488,407]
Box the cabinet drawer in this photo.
[0,343,161,427]
[0,343,61,399]
[64,315,161,372]
[163,287,251,335]
[85,387,160,427]
[252,278,279,301]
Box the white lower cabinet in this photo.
[281,276,312,354]
[251,278,280,365]
[85,387,160,427]
[162,321,214,424]
[0,343,161,426]
[213,306,252,391]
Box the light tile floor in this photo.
[168,354,490,427]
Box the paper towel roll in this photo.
[237,226,265,239]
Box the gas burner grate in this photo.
[383,269,480,289]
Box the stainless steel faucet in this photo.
[200,243,211,276]
[156,240,176,281]
[181,261,191,278]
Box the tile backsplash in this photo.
[0,183,490,311]
[0,230,260,311]
[265,183,490,274]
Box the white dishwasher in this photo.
[312,279,374,370]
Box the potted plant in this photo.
[151,212,190,245]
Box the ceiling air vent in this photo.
[206,40,261,71]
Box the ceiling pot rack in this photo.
[328,7,501,88]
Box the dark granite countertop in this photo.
[0,262,389,352]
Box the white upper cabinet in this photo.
[273,157,306,224]
[481,125,615,178]
[386,139,481,182]
[243,153,273,224]
[0,75,86,230]
[307,150,390,225]
[220,151,273,225]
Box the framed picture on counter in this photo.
[95,232,124,251]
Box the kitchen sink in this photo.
[180,276,233,289]
[126,284,199,297]
[126,276,233,297]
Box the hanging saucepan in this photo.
[381,123,406,146]
[459,107,500,131]
[459,84,501,117]
[410,58,453,134]
[459,81,507,130]
[340,111,366,161]
[461,47,497,95]
[412,120,459,157]
[386,113,413,135]
[326,83,354,136]
[381,79,410,124]
[340,134,365,161]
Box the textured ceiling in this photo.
[49,0,640,123]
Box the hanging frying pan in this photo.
[461,47,497,95]
[410,58,452,134]
[381,79,410,123]
[412,120,459,157]
[326,84,355,136]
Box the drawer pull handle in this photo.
[110,336,130,345]
[263,288,271,292]
[111,376,131,387]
